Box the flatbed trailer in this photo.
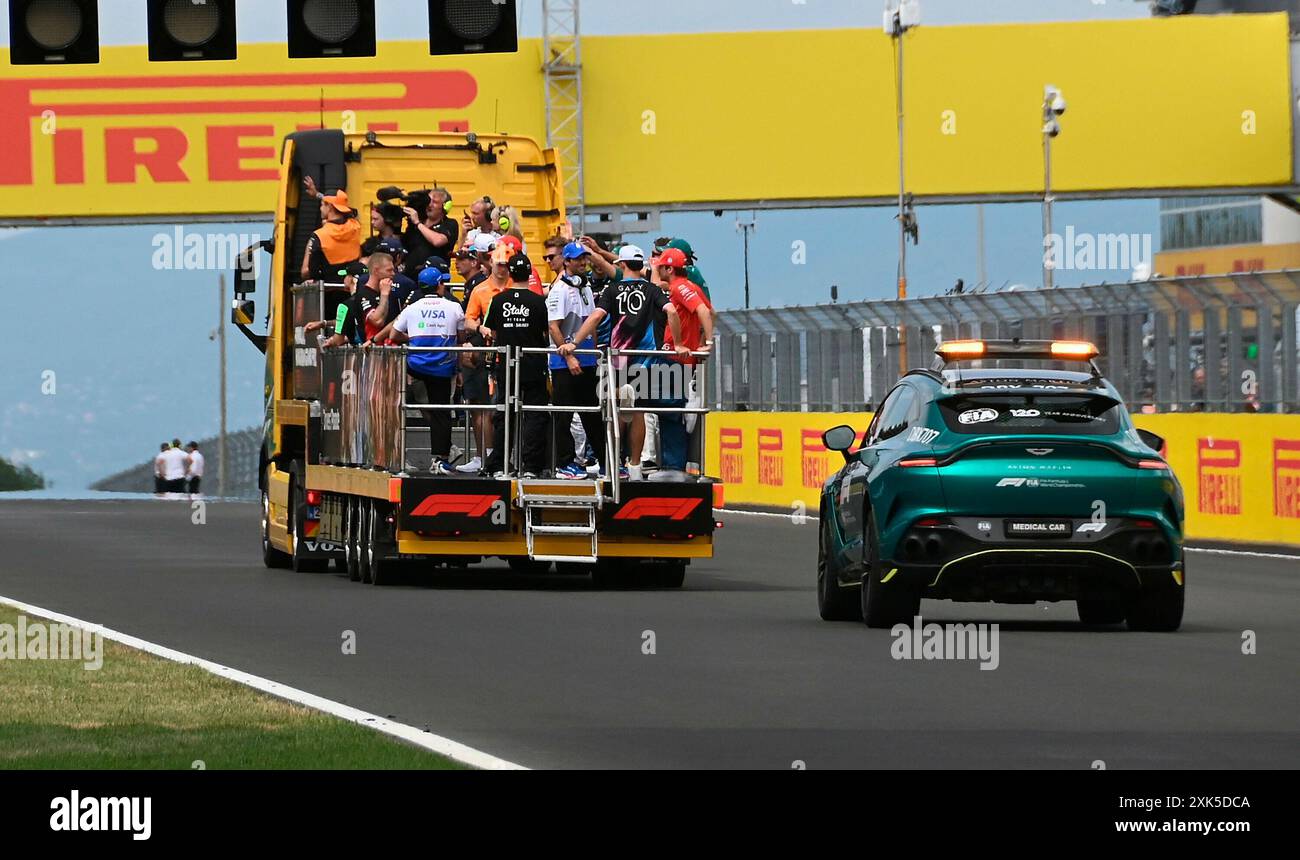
[238,129,718,586]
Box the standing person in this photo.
[350,252,399,344]
[546,262,606,479]
[480,253,551,478]
[153,443,169,494]
[653,248,713,478]
[370,200,403,243]
[559,245,683,479]
[185,442,205,495]
[461,196,502,250]
[159,440,189,494]
[300,178,361,283]
[459,245,513,472]
[373,266,467,475]
[402,188,459,280]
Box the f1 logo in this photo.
[410,494,502,518]
[613,498,703,521]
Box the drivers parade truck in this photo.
[233,129,718,586]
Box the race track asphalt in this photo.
[1,499,1296,769]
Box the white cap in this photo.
[470,231,498,254]
[617,244,645,263]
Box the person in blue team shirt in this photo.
[373,266,466,475]
[546,243,606,479]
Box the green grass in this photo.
[0,605,465,769]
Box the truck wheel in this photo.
[288,461,327,573]
[649,562,686,588]
[358,501,373,585]
[261,490,291,569]
[344,496,361,582]
[818,517,862,621]
[1125,559,1185,632]
[1077,598,1125,625]
[367,500,400,586]
[507,557,553,575]
[861,511,919,629]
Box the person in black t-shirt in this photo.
[402,188,459,280]
[481,253,550,477]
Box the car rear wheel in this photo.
[861,510,920,629]
[818,516,862,621]
[1125,557,1185,632]
[1077,598,1125,625]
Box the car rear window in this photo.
[937,394,1121,435]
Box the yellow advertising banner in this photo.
[1,14,1291,221]
[708,411,1300,547]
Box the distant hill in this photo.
[0,457,45,492]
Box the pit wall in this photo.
[706,412,1300,548]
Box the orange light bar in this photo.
[1049,341,1099,359]
[936,340,985,358]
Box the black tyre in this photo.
[261,489,291,569]
[649,562,686,589]
[288,461,327,573]
[1077,598,1125,625]
[507,557,554,575]
[344,496,361,582]
[861,510,920,629]
[589,558,621,589]
[367,501,400,586]
[1125,558,1185,632]
[817,516,862,621]
[358,501,373,585]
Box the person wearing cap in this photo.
[662,238,711,301]
[457,244,514,472]
[559,243,683,478]
[402,187,459,280]
[546,261,605,480]
[649,247,714,478]
[370,266,466,476]
[481,253,551,478]
[300,177,361,283]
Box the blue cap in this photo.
[562,241,589,260]
[422,255,449,272]
[417,267,448,287]
[375,238,405,255]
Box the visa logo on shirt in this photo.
[421,309,447,319]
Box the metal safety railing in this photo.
[713,270,1300,414]
[307,341,713,499]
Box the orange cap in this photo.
[490,245,513,265]
[323,190,354,215]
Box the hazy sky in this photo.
[2,0,1164,489]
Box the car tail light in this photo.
[898,457,938,468]
[1137,459,1167,470]
[914,517,945,527]
[1134,519,1157,529]
[306,490,321,506]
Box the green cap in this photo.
[666,238,696,259]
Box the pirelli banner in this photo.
[708,412,1300,548]
[1,13,1293,222]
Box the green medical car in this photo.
[817,339,1185,631]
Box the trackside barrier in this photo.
[706,411,1300,548]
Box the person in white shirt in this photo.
[185,441,205,495]
[159,440,189,493]
[153,443,169,494]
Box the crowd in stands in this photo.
[298,177,714,481]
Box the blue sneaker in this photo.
[555,463,587,480]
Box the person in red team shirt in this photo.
[657,248,713,364]
[647,247,713,477]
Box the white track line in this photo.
[713,508,1300,560]
[0,595,526,771]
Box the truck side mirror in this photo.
[232,298,255,326]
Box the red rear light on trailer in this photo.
[305,490,321,506]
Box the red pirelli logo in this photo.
[758,428,783,487]
[801,429,832,489]
[1274,439,1300,519]
[409,494,500,518]
[1,70,477,188]
[613,497,703,521]
[1197,438,1242,516]
[719,427,744,485]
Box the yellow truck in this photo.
[232,129,718,586]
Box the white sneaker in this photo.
[456,456,482,473]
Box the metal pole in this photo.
[218,274,228,498]
[976,204,987,286]
[743,225,751,310]
[1043,128,1054,290]
[894,17,909,373]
